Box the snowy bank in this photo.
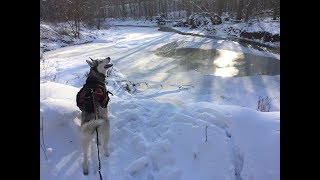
[40,81,279,180]
[40,25,279,180]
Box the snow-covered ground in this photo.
[40,26,279,180]
[108,19,158,27]
[40,21,113,52]
[171,18,280,36]
[40,18,279,53]
[110,18,280,47]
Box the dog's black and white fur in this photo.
[78,57,113,175]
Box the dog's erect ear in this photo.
[105,57,111,63]
[86,60,97,67]
[86,60,94,67]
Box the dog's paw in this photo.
[83,163,89,175]
[83,169,89,175]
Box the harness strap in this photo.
[76,84,113,111]
[107,91,114,96]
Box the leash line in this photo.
[93,95,103,180]
[96,129,103,180]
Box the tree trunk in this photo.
[217,0,224,16]
[137,0,141,18]
[97,9,101,29]
[245,0,255,21]
[272,0,279,20]
[74,20,80,38]
[129,2,133,18]
[97,0,102,30]
[186,1,192,17]
[273,8,278,20]
[236,0,244,21]
[121,3,126,18]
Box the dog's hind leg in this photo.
[81,132,92,175]
[98,121,110,157]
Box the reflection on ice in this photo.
[156,46,280,77]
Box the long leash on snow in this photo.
[93,94,103,180]
[95,129,103,180]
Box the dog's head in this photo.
[86,57,113,75]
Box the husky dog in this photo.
[76,57,113,175]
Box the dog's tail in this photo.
[81,119,105,135]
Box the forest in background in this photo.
[40,0,280,38]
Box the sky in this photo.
[40,23,279,180]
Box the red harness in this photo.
[76,84,112,112]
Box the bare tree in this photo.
[245,0,255,21]
[217,0,224,16]
[41,0,279,35]
[236,0,244,21]
[270,0,280,20]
